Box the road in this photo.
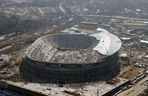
[59,3,66,14]
[117,76,148,96]
[77,14,148,21]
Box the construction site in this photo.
[0,0,148,96]
[0,22,147,95]
[20,27,121,83]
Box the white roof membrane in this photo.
[90,28,122,56]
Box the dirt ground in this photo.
[119,67,140,80]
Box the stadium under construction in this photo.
[20,28,122,83]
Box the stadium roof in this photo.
[90,28,122,55]
[26,28,122,63]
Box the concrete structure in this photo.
[20,28,122,83]
[79,22,98,30]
